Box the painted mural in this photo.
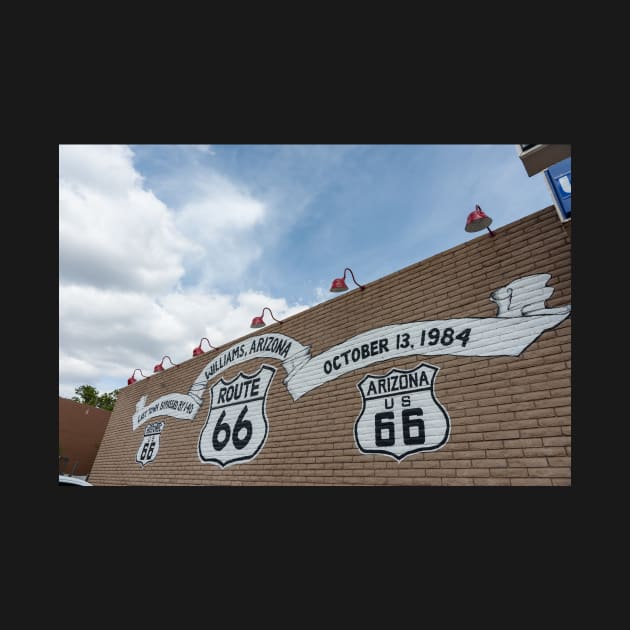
[136,421,165,467]
[198,365,275,467]
[130,272,571,466]
[354,363,450,460]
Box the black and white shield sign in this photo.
[136,421,165,467]
[198,364,276,467]
[354,363,450,460]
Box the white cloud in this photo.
[59,145,312,398]
[59,284,309,396]
[60,145,199,293]
[174,172,267,287]
[59,144,141,195]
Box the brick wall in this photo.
[89,205,571,486]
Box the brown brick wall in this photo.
[89,205,571,486]
[59,397,111,476]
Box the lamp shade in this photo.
[128,368,147,385]
[330,267,365,292]
[330,277,349,292]
[250,307,282,329]
[153,355,177,373]
[193,337,218,356]
[250,316,266,328]
[465,205,493,232]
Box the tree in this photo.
[97,390,119,411]
[72,385,99,407]
[72,385,119,411]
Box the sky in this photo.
[59,144,555,399]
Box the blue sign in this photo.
[544,157,571,220]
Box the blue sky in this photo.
[59,144,554,399]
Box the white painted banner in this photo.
[132,273,571,428]
[284,309,570,400]
[132,333,311,430]
[285,273,570,399]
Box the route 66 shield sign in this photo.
[198,364,276,467]
[136,421,165,467]
[354,363,450,460]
